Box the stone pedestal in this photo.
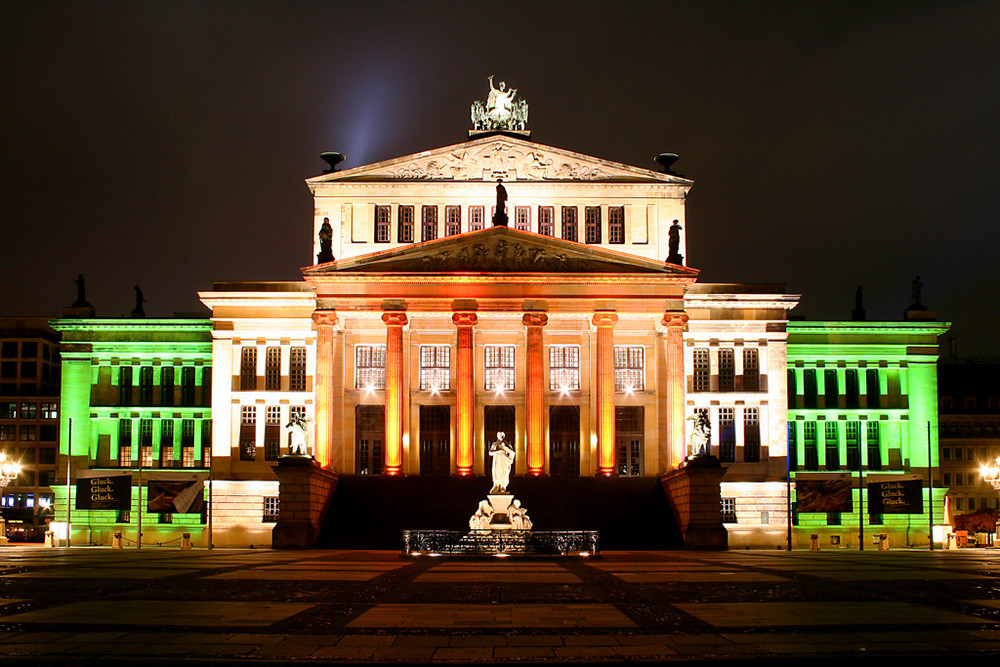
[272,456,339,549]
[487,493,514,528]
[660,456,728,550]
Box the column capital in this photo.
[661,311,689,329]
[592,312,619,327]
[381,311,408,327]
[522,312,549,328]
[312,310,339,328]
[452,311,479,327]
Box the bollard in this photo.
[947,533,959,550]
[181,533,191,550]
[878,534,889,551]
[44,531,58,548]
[112,531,123,549]
[810,533,820,551]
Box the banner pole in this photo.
[66,418,72,548]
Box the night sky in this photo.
[3,2,998,356]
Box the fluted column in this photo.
[452,312,478,475]
[662,311,689,470]
[382,311,408,475]
[593,312,619,476]
[522,312,549,475]
[311,310,339,469]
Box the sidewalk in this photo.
[2,547,999,662]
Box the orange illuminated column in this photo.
[382,311,408,475]
[452,312,478,475]
[662,311,689,470]
[593,312,619,476]
[522,312,549,475]
[311,310,339,469]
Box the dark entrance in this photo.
[484,405,516,474]
[549,405,580,476]
[355,405,384,475]
[615,406,644,476]
[419,405,451,475]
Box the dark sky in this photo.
[3,2,998,356]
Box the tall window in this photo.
[140,419,153,467]
[239,405,256,461]
[846,421,861,470]
[484,345,515,391]
[201,420,212,467]
[824,369,838,408]
[139,367,153,406]
[866,369,880,408]
[845,369,859,408]
[824,422,839,470]
[264,406,281,461]
[240,347,257,391]
[515,206,530,231]
[561,207,578,242]
[866,421,882,471]
[265,347,281,390]
[549,345,580,391]
[419,346,450,391]
[469,206,485,231]
[263,497,280,523]
[538,206,554,236]
[161,367,175,407]
[398,205,415,243]
[718,349,735,392]
[289,347,307,391]
[719,408,735,462]
[584,206,601,243]
[693,349,710,392]
[608,206,624,244]
[744,408,761,462]
[374,205,391,243]
[181,367,196,405]
[421,205,438,241]
[803,421,818,470]
[787,369,797,408]
[119,366,133,405]
[118,419,132,467]
[178,420,193,467]
[614,346,644,391]
[804,369,818,408]
[743,348,759,391]
[355,345,386,390]
[788,421,798,471]
[160,420,174,466]
[445,206,461,236]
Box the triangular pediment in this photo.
[307,134,691,185]
[303,227,699,276]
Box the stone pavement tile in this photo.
[107,632,183,644]
[222,633,287,644]
[433,646,494,660]
[63,631,131,643]
[392,635,451,648]
[553,645,618,658]
[612,643,679,657]
[1,600,315,627]
[349,603,635,629]
[611,571,789,583]
[198,643,258,657]
[206,569,381,581]
[450,635,507,646]
[162,632,238,644]
[759,642,834,654]
[0,642,87,655]
[415,572,579,583]
[495,646,557,659]
[337,634,397,646]
[615,633,676,645]
[563,635,620,646]
[251,640,325,658]
[122,643,197,655]
[312,645,376,659]
[506,635,563,646]
[373,646,438,660]
[0,631,74,643]
[673,601,991,628]
[283,633,344,646]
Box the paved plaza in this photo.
[1,546,1000,663]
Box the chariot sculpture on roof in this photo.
[471,75,528,132]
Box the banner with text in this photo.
[867,476,924,515]
[75,473,132,511]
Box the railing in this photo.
[402,529,599,557]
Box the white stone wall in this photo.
[210,479,279,547]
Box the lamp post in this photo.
[0,451,23,545]
[980,457,1000,543]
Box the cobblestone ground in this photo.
[2,546,1000,663]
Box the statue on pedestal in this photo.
[471,76,529,132]
[317,218,334,264]
[688,411,711,456]
[73,274,92,308]
[667,220,683,265]
[285,413,311,457]
[489,431,515,493]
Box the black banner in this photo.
[795,478,853,513]
[75,474,132,511]
[868,479,923,515]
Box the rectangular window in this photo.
[40,402,57,419]
[561,207,578,242]
[139,367,154,406]
[614,346,644,392]
[263,496,279,523]
[289,347,307,391]
[804,421,819,470]
[398,205,415,243]
[265,347,281,391]
[743,349,760,392]
[20,402,37,419]
[160,420,174,466]
[744,408,761,462]
[355,345,386,390]
[845,421,861,470]
[804,369,818,408]
[119,367,133,405]
[718,349,735,392]
[484,345,515,391]
[140,419,153,467]
[538,206,554,236]
[1,402,15,419]
[788,421,798,471]
[825,422,839,471]
[0,425,13,441]
[444,205,461,236]
[787,370,797,408]
[866,369,880,408]
[161,367,175,407]
[20,425,37,441]
[721,497,736,523]
[181,367,196,406]
[239,405,256,461]
[584,206,601,243]
[375,205,391,242]
[469,206,485,231]
[693,349,710,392]
[514,206,530,231]
[264,406,281,461]
[719,408,735,462]
[549,345,580,391]
[421,206,438,241]
[419,345,450,391]
[118,419,132,466]
[201,420,212,467]
[608,206,624,244]
[866,421,882,471]
[240,347,257,391]
[182,444,195,468]
[846,369,860,409]
[824,369,838,408]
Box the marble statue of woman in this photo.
[488,431,515,493]
[285,414,310,456]
[486,75,517,119]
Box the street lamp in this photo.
[980,457,1000,490]
[0,450,23,545]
